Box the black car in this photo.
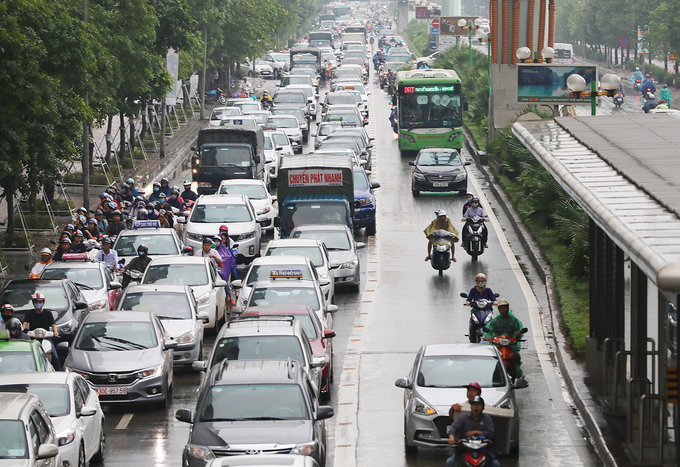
[176,359,334,467]
[409,148,471,196]
[0,279,89,344]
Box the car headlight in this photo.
[257,206,271,215]
[265,156,275,163]
[358,197,373,205]
[448,133,459,142]
[64,367,89,379]
[238,231,256,241]
[341,260,358,269]
[455,172,467,181]
[290,441,317,456]
[57,428,76,446]
[137,365,163,379]
[413,171,425,181]
[402,134,416,143]
[185,444,215,462]
[176,331,195,345]
[196,292,211,306]
[412,397,436,415]
[89,298,107,311]
[57,319,75,334]
[187,232,203,242]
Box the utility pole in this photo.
[82,0,90,209]
[200,23,207,120]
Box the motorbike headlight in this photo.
[257,206,271,215]
[290,441,317,456]
[175,331,195,345]
[137,365,163,379]
[484,313,493,324]
[498,338,511,346]
[185,444,215,462]
[341,260,358,269]
[413,170,425,181]
[187,232,203,242]
[455,172,467,181]
[238,231,256,241]
[196,292,211,306]
[412,397,436,415]
[57,428,76,446]
[471,314,479,324]
[89,298,107,311]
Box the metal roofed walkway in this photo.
[512,114,680,292]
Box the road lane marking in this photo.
[116,413,134,430]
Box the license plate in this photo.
[433,182,448,187]
[198,182,212,188]
[97,387,127,396]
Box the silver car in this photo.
[395,343,528,455]
[64,311,177,408]
[290,224,364,291]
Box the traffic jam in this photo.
[0,3,538,467]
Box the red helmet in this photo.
[32,292,45,301]
[219,224,229,232]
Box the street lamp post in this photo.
[475,27,491,76]
[458,18,483,66]
[566,72,621,116]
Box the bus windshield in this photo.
[398,84,462,129]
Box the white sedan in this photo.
[217,179,277,233]
[0,372,105,467]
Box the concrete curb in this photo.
[463,127,619,467]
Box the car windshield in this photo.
[274,93,306,104]
[271,133,290,146]
[266,246,323,267]
[74,321,157,351]
[390,54,413,63]
[248,113,270,124]
[345,51,365,59]
[326,114,361,125]
[0,420,28,459]
[199,384,308,422]
[318,123,342,136]
[211,336,305,366]
[0,384,70,417]
[0,283,68,313]
[211,108,241,120]
[288,87,312,99]
[143,264,208,287]
[320,142,358,155]
[249,286,320,311]
[199,146,252,167]
[267,117,297,129]
[270,53,288,62]
[327,93,355,105]
[234,103,260,112]
[353,171,369,190]
[120,292,192,319]
[219,183,267,199]
[326,135,363,147]
[114,233,179,257]
[41,267,104,289]
[245,264,314,286]
[189,203,253,223]
[417,151,462,166]
[243,314,318,338]
[293,230,350,250]
[417,356,507,388]
[282,76,313,87]
[272,108,304,120]
[0,351,38,374]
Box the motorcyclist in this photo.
[106,210,127,237]
[240,77,252,94]
[29,248,53,278]
[462,197,489,249]
[148,181,164,202]
[261,90,273,109]
[461,192,475,216]
[126,178,139,197]
[159,178,172,197]
[0,304,15,331]
[122,244,152,288]
[424,209,459,263]
[181,180,198,202]
[465,273,498,307]
[7,318,29,340]
[484,299,525,377]
[630,67,644,85]
[640,74,656,96]
[643,92,658,113]
[22,292,61,370]
[659,84,672,108]
[387,69,397,92]
[388,105,398,132]
[52,237,74,262]
[446,396,500,467]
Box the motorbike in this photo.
[454,436,494,467]
[118,259,144,287]
[379,70,387,89]
[387,83,396,96]
[205,87,227,105]
[463,215,486,261]
[484,326,528,381]
[27,328,56,367]
[428,229,455,276]
[460,292,499,344]
[261,99,273,111]
[633,79,641,92]
[613,93,624,107]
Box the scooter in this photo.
[463,216,486,261]
[27,328,56,367]
[428,229,455,277]
[205,87,227,105]
[613,93,624,107]
[460,292,499,343]
[454,436,494,467]
[484,326,528,381]
[633,79,641,92]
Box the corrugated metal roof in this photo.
[512,115,680,291]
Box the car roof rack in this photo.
[227,316,296,328]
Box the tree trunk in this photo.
[129,118,135,152]
[5,189,15,243]
[664,58,668,71]
[27,153,37,215]
[105,115,113,164]
[119,111,126,160]
[614,47,618,65]
[141,109,148,142]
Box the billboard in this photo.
[416,6,439,18]
[517,64,598,105]
[440,16,479,35]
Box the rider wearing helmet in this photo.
[159,178,172,197]
[462,197,489,248]
[631,66,644,85]
[484,299,525,377]
[149,181,163,203]
[23,292,61,370]
[126,178,139,197]
[29,248,53,279]
[181,180,197,202]
[7,318,29,340]
[106,209,127,237]
[464,273,498,307]
[424,210,459,262]
[123,245,153,287]
[168,189,183,210]
[462,192,475,216]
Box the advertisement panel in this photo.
[517,64,598,105]
[288,169,344,187]
[415,7,433,18]
[440,16,479,35]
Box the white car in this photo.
[416,50,441,68]
[259,132,280,181]
[217,115,259,127]
[209,107,242,127]
[218,179,276,232]
[231,255,321,311]
[335,81,370,109]
[266,115,303,153]
[262,53,289,78]
[226,98,262,113]
[244,58,274,79]
[182,194,262,264]
[312,121,343,150]
[118,284,209,364]
[244,110,272,126]
[263,238,340,304]
[0,372,104,467]
[141,256,228,331]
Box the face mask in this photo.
[138,251,145,257]
[153,187,159,192]
[1,314,11,322]
[34,302,44,310]
[40,256,50,263]
[172,195,178,199]
[476,281,486,288]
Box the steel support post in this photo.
[631,263,648,380]
[605,236,615,339]
[589,218,600,343]
[615,246,625,339]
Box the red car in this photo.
[242,305,336,399]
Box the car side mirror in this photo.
[513,378,529,389]
[192,361,208,372]
[197,311,210,322]
[356,242,366,249]
[463,99,469,111]
[370,182,381,189]
[182,246,193,255]
[323,328,336,339]
[465,161,471,166]
[395,377,412,389]
[177,217,187,224]
[408,161,415,166]
[175,409,193,423]
[311,133,317,138]
[317,406,334,420]
[109,281,122,290]
[163,340,178,350]
[460,293,468,298]
[271,195,277,203]
[75,301,89,310]
[311,356,327,368]
[326,304,339,313]
[231,280,243,289]
[215,279,228,288]
[79,406,97,417]
[276,146,284,151]
[274,217,281,228]
[37,444,59,460]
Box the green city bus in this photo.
[396,69,466,156]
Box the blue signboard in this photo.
[430,27,439,35]
[429,40,438,50]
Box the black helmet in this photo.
[470,197,480,206]
[153,181,161,187]
[161,178,169,185]
[137,209,148,220]
[7,318,22,335]
[137,244,149,256]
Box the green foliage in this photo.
[14,214,55,230]
[402,20,430,57]
[63,170,110,186]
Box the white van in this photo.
[553,43,574,64]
